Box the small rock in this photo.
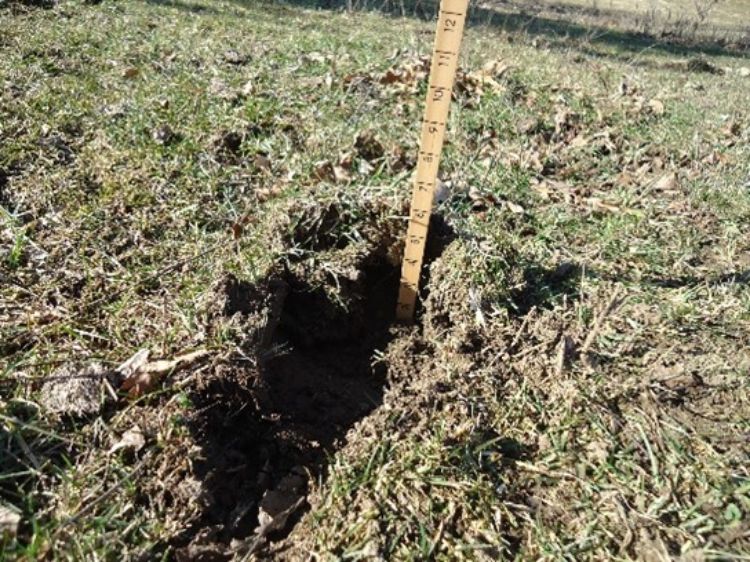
[39,363,108,416]
[0,504,20,540]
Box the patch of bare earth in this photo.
[82,202,426,559]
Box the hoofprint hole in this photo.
[170,245,400,558]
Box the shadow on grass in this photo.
[509,260,581,316]
[142,0,750,60]
[641,268,750,290]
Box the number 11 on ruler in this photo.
[395,0,469,322]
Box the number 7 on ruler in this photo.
[395,0,469,323]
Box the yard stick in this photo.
[396,0,469,322]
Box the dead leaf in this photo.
[109,426,146,454]
[468,186,498,212]
[554,107,572,133]
[214,130,243,155]
[685,57,722,74]
[254,473,306,539]
[222,49,248,65]
[176,542,228,562]
[116,349,150,378]
[332,165,351,184]
[354,130,385,161]
[588,197,622,214]
[585,440,610,464]
[654,172,679,192]
[389,144,414,173]
[739,67,750,78]
[120,349,209,398]
[253,154,272,173]
[255,186,282,203]
[313,160,336,182]
[255,490,305,537]
[299,51,326,64]
[337,151,354,171]
[152,125,177,145]
[209,77,235,101]
[231,211,256,239]
[506,201,525,214]
[614,171,635,188]
[647,99,665,115]
[516,117,540,135]
[241,80,254,96]
[721,120,741,137]
[702,150,727,166]
[358,158,374,175]
[481,59,512,78]
[531,178,573,200]
[635,529,671,562]
[122,67,139,79]
[379,68,401,85]
[569,133,589,148]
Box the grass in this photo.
[1,0,750,559]
[535,0,750,31]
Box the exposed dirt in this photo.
[139,204,433,560]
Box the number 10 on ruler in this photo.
[395,0,469,322]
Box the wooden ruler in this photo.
[396,0,470,322]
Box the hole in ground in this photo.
[171,255,399,558]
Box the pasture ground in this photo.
[1,0,749,559]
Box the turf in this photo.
[1,0,749,560]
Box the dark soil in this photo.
[170,246,400,559]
